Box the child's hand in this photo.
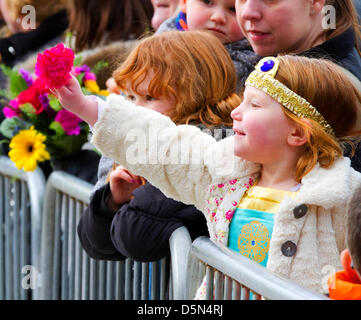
[53,74,99,126]
[106,77,120,94]
[53,75,86,111]
[107,166,142,210]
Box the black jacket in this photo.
[302,28,361,81]
[77,182,209,262]
[355,0,361,21]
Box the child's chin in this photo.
[233,148,247,159]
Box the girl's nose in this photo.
[134,98,142,107]
[210,7,227,25]
[238,0,262,21]
[231,103,243,121]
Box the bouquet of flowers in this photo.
[0,43,109,172]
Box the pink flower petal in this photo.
[35,43,75,89]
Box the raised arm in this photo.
[91,94,257,212]
[55,79,257,212]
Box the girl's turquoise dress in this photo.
[228,183,300,267]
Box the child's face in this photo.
[231,86,295,164]
[124,74,177,116]
[151,0,179,30]
[181,0,244,44]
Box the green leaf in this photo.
[0,88,12,99]
[0,64,13,77]
[76,73,85,86]
[65,32,73,48]
[81,87,92,96]
[0,65,28,98]
[9,74,28,97]
[92,61,109,76]
[0,117,23,138]
[19,103,36,116]
[47,132,88,157]
[73,55,83,67]
[48,97,62,111]
[49,121,65,136]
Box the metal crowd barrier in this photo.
[0,156,46,300]
[39,170,191,300]
[187,236,329,300]
[169,226,192,299]
[1,156,332,301]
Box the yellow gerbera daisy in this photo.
[84,80,100,94]
[84,80,110,97]
[8,126,50,172]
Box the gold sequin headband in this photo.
[245,57,335,137]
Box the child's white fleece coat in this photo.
[91,94,361,295]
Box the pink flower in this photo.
[229,179,237,185]
[232,201,237,207]
[9,99,19,109]
[217,184,224,188]
[83,72,96,81]
[55,109,82,136]
[71,65,91,76]
[3,99,20,118]
[17,79,47,114]
[3,107,19,118]
[35,43,74,89]
[225,210,234,221]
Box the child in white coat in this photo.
[55,54,361,296]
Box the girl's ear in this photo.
[309,0,326,15]
[287,119,309,147]
[180,0,187,12]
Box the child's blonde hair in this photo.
[113,30,241,127]
[274,55,361,182]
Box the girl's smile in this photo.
[231,86,296,164]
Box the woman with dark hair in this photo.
[68,0,154,53]
[236,0,361,80]
[68,0,154,89]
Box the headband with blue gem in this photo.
[245,57,335,137]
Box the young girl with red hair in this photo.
[56,52,361,297]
